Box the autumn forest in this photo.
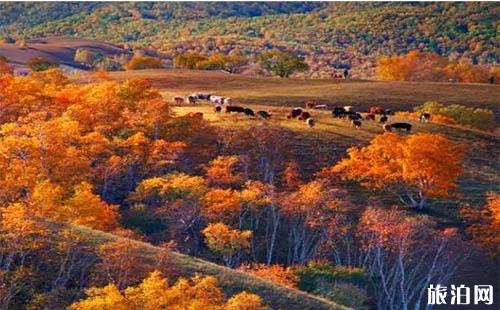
[0,2,499,310]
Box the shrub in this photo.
[173,53,207,69]
[313,282,369,309]
[415,101,495,131]
[295,262,369,308]
[126,55,164,70]
[296,262,367,291]
[27,57,59,72]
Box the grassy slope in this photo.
[80,69,500,112]
[0,37,130,68]
[70,223,348,310]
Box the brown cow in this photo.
[173,96,184,106]
[298,111,312,121]
[305,101,316,109]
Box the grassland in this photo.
[68,223,348,310]
[79,69,500,113]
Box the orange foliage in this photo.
[282,161,301,190]
[377,50,490,83]
[202,188,243,222]
[0,58,12,74]
[126,55,164,70]
[202,222,252,267]
[239,264,298,288]
[204,155,245,187]
[332,133,465,209]
[460,193,500,258]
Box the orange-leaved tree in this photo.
[460,192,500,258]
[202,222,252,267]
[332,133,465,210]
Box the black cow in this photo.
[288,108,303,119]
[379,115,388,124]
[214,106,222,113]
[390,122,412,132]
[306,118,315,128]
[226,106,245,113]
[351,120,362,129]
[332,107,345,118]
[257,111,271,119]
[346,112,362,121]
[244,108,255,116]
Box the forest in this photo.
[0,60,498,309]
[0,2,497,79]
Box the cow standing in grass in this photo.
[173,96,184,106]
[390,122,412,132]
[288,108,303,119]
[226,106,245,113]
[332,107,345,118]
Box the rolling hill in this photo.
[0,37,131,68]
[1,2,497,78]
[68,222,348,310]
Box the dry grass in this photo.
[75,69,500,113]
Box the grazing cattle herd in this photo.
[173,94,432,132]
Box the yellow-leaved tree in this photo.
[202,222,252,267]
[332,133,465,210]
[69,271,267,310]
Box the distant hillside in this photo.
[0,37,131,68]
[0,2,497,78]
[69,223,347,310]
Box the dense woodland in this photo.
[0,64,498,309]
[0,2,498,79]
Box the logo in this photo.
[428,284,493,305]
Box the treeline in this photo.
[377,51,498,83]
[0,2,497,79]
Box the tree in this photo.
[173,53,207,69]
[0,56,12,75]
[281,180,349,264]
[27,57,59,72]
[126,56,164,70]
[258,50,308,78]
[460,192,500,258]
[357,207,469,310]
[70,271,266,310]
[202,222,252,267]
[64,182,120,231]
[204,155,245,188]
[332,133,465,210]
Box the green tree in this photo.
[257,50,308,78]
